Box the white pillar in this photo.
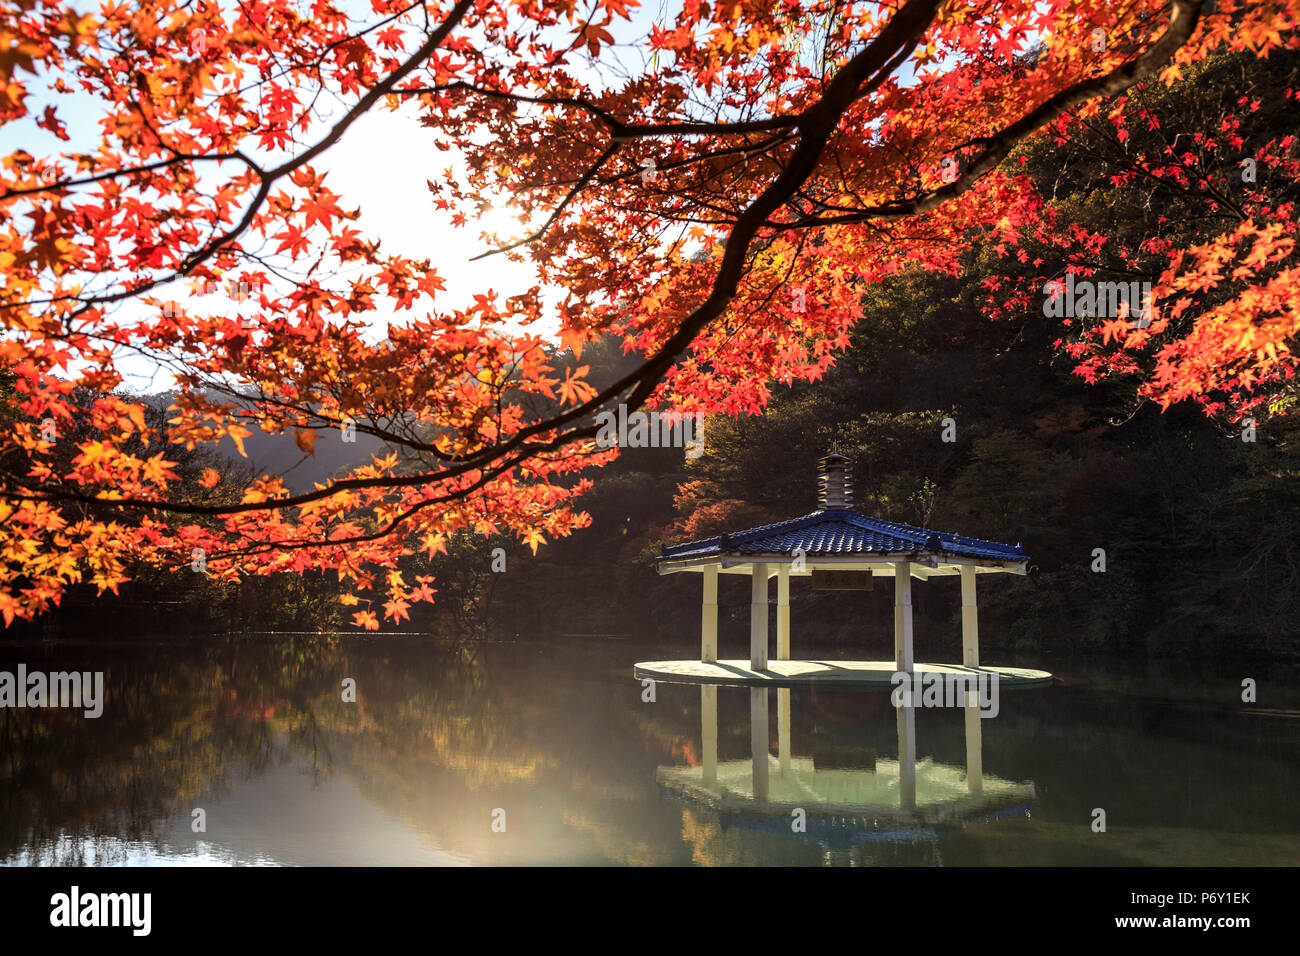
[750,687,769,802]
[894,561,914,672]
[702,684,718,789]
[776,565,790,660]
[961,564,977,671]
[960,565,979,667]
[701,565,719,664]
[750,562,769,670]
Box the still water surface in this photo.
[1,636,1297,866]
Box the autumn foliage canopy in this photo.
[0,0,1297,626]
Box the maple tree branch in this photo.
[394,81,806,137]
[0,421,597,517]
[769,0,1206,230]
[505,0,1208,461]
[2,0,1210,546]
[469,141,622,260]
[611,0,948,412]
[196,444,587,560]
[0,0,943,523]
[0,3,428,205]
[0,152,256,203]
[12,0,476,318]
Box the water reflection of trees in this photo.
[1,638,689,864]
[0,638,338,860]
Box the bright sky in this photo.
[319,102,544,320]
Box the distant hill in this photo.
[142,391,388,493]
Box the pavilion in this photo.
[637,454,1051,687]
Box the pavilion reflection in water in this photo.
[656,686,1035,864]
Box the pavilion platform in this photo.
[634,658,1053,688]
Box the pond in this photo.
[1,636,1297,866]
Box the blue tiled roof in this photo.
[659,510,1026,563]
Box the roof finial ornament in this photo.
[817,451,854,510]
